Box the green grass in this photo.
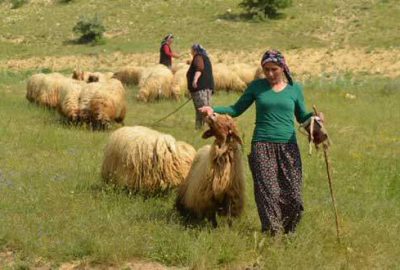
[0,71,399,269]
[0,0,399,60]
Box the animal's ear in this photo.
[202,128,214,139]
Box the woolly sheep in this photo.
[176,114,245,227]
[213,63,247,92]
[170,64,190,98]
[229,63,258,85]
[72,70,114,83]
[57,80,85,122]
[81,79,127,128]
[26,72,70,108]
[101,126,196,193]
[137,64,175,102]
[112,66,144,85]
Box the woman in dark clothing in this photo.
[186,44,214,129]
[159,34,180,69]
[200,50,324,235]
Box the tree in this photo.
[239,0,292,19]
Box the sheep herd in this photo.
[25,60,251,227]
[27,71,126,128]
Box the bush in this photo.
[11,0,28,9]
[239,0,292,19]
[72,14,106,44]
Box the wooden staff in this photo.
[313,105,341,243]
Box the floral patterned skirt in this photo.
[248,141,304,235]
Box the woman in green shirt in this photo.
[199,50,324,235]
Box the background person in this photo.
[186,44,214,129]
[159,34,180,69]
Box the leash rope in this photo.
[150,97,192,126]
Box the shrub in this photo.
[239,0,292,19]
[72,14,106,44]
[11,0,28,9]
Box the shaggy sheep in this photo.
[88,80,126,128]
[57,80,85,122]
[112,66,144,85]
[101,126,196,193]
[229,63,258,85]
[79,79,127,128]
[72,70,114,83]
[176,113,245,227]
[213,63,247,92]
[171,62,190,74]
[137,64,175,102]
[170,64,190,98]
[26,72,69,108]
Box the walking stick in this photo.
[312,105,341,243]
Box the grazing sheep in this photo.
[89,80,126,128]
[112,66,144,85]
[80,79,127,128]
[176,113,245,227]
[213,63,247,92]
[72,70,114,83]
[57,80,85,122]
[229,63,258,85]
[101,126,196,193]
[137,64,175,102]
[26,72,69,108]
[171,62,190,74]
[170,64,190,98]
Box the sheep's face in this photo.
[202,113,242,146]
[72,70,85,81]
[88,75,99,83]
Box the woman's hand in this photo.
[199,106,213,116]
[192,80,198,89]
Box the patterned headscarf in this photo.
[261,49,293,85]
[192,43,208,57]
[161,34,174,45]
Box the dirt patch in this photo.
[0,250,186,270]
[1,48,399,78]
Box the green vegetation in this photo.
[0,0,399,60]
[10,0,28,9]
[0,0,399,268]
[239,0,293,19]
[72,14,106,45]
[0,71,399,268]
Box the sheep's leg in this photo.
[207,212,218,228]
[227,199,233,228]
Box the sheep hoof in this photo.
[227,218,233,228]
[208,214,218,228]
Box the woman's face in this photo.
[262,62,284,85]
[190,48,195,56]
[167,38,173,45]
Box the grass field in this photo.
[0,0,399,60]
[0,70,399,269]
[0,0,399,269]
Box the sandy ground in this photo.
[1,48,399,78]
[0,249,187,270]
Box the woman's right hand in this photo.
[198,106,213,116]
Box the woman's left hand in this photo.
[192,81,198,89]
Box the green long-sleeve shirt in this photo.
[213,79,313,143]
